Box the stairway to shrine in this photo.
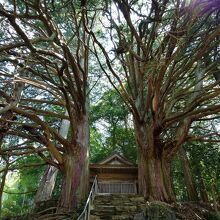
[90,194,146,220]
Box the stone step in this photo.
[94,195,145,204]
[90,194,145,220]
[91,205,139,215]
[111,214,133,220]
[94,200,142,206]
[94,194,143,199]
[94,199,132,204]
[115,205,137,213]
[90,214,133,220]
[90,215,107,220]
[90,205,116,216]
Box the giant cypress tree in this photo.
[83,0,220,202]
[0,0,94,211]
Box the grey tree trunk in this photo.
[197,166,209,202]
[34,164,59,205]
[179,147,199,201]
[34,112,70,207]
[0,162,9,216]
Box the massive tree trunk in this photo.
[179,147,199,201]
[58,112,89,212]
[138,152,175,202]
[135,120,175,203]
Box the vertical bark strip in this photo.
[34,165,58,205]
[197,166,209,202]
[34,111,70,207]
[179,147,199,201]
[0,165,8,215]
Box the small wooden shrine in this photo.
[90,153,138,194]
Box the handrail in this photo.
[77,176,98,220]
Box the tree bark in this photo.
[0,164,8,215]
[197,166,209,202]
[34,112,70,207]
[34,165,58,204]
[178,147,199,201]
[135,120,175,203]
[58,112,89,212]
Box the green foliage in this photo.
[90,90,128,124]
[90,89,137,163]
[172,139,220,202]
[90,127,110,163]
[204,212,220,220]
[1,156,44,217]
[172,155,188,201]
[186,141,220,201]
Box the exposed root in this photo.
[36,206,57,215]
[37,212,73,220]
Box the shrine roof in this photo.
[90,153,136,167]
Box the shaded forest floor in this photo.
[1,201,219,220]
